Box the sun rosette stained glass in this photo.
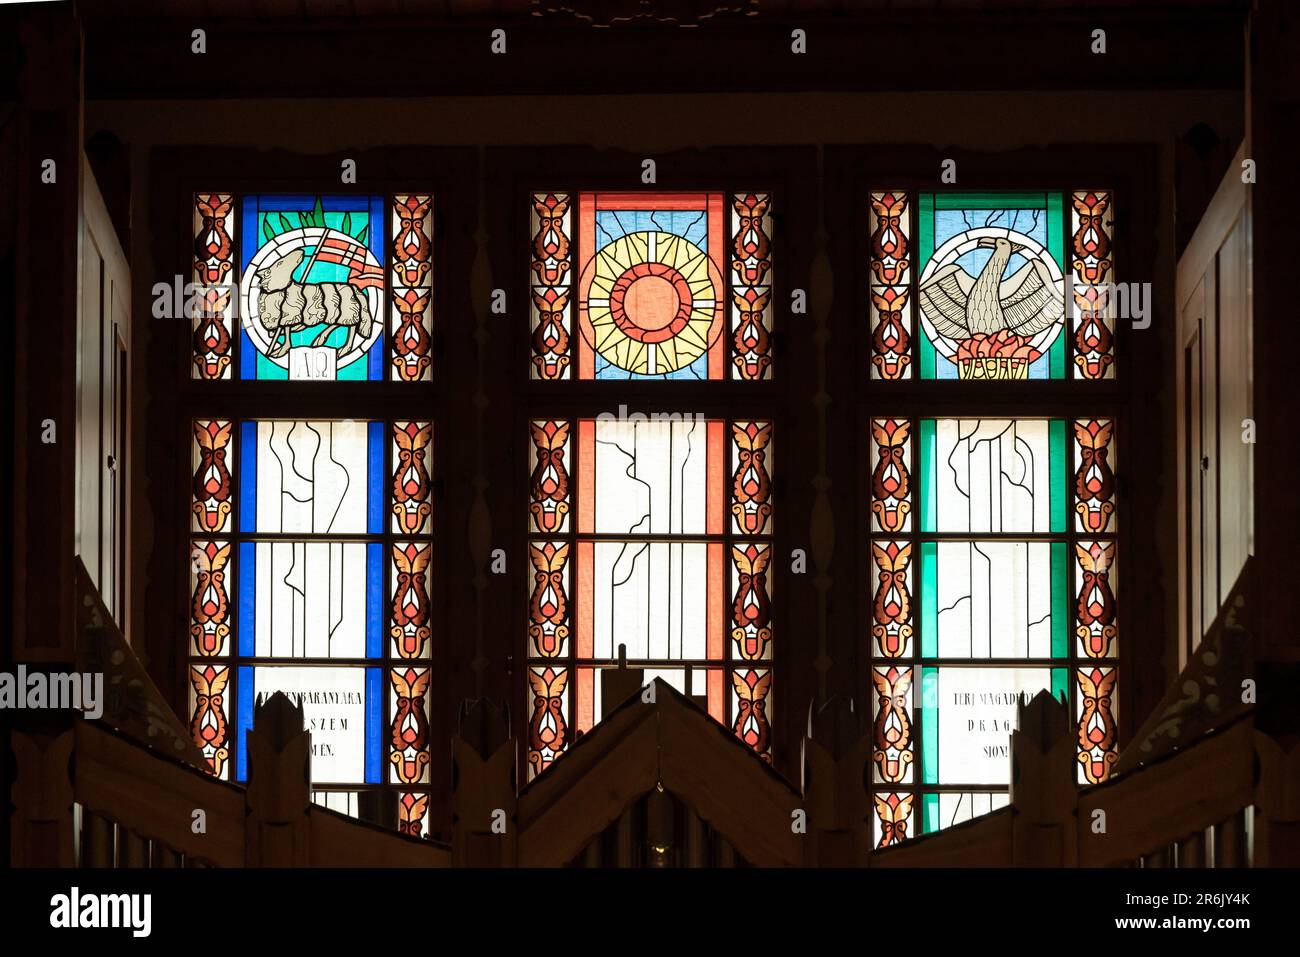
[533,190,776,380]
[1071,190,1116,379]
[524,415,773,776]
[915,193,1067,380]
[575,194,726,380]
[869,192,913,380]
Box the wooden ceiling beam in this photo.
[82,12,1244,100]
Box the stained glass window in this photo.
[525,416,773,777]
[188,418,434,837]
[530,191,773,381]
[868,411,1118,845]
[192,192,433,382]
[869,190,1116,381]
[868,182,1119,847]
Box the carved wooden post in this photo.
[1010,691,1078,867]
[601,645,645,719]
[802,695,870,867]
[244,692,311,867]
[1254,730,1300,866]
[10,731,76,867]
[452,699,516,867]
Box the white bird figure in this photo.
[918,236,1063,340]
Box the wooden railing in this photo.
[449,679,807,868]
[9,562,451,868]
[15,559,1296,868]
[872,562,1300,868]
[869,704,1273,868]
[10,695,454,868]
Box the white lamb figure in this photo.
[255,247,373,358]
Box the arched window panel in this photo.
[186,418,435,838]
[529,191,773,381]
[868,189,1116,381]
[190,192,433,382]
[526,416,774,779]
[867,416,1118,845]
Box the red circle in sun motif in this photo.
[608,262,694,344]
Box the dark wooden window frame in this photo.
[486,145,820,785]
[145,146,477,837]
[140,142,1168,840]
[825,143,1168,843]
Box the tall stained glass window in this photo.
[867,187,1119,849]
[526,187,776,779]
[188,189,436,838]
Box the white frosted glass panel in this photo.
[257,420,370,533]
[592,541,710,660]
[935,541,1053,658]
[255,541,369,658]
[253,666,367,784]
[312,791,359,817]
[934,419,1052,533]
[933,667,1055,786]
[593,418,707,534]
[934,792,1011,831]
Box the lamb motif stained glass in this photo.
[530,191,773,380]
[240,195,386,381]
[525,415,773,778]
[868,416,1118,847]
[192,192,433,382]
[187,418,434,838]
